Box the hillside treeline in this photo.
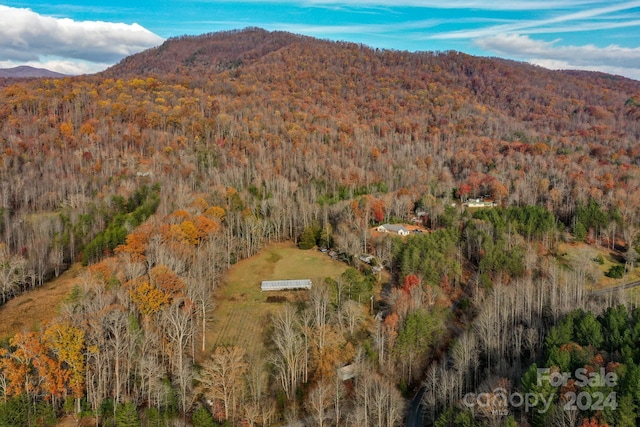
[0,28,639,425]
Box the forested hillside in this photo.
[1,27,640,426]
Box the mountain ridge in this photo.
[100,27,310,78]
[100,28,640,129]
[0,65,67,78]
[101,27,639,86]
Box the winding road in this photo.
[589,280,640,296]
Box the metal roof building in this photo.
[261,279,312,291]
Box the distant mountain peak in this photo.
[0,66,67,78]
[100,27,309,78]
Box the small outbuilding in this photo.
[359,254,375,264]
[337,364,357,381]
[261,279,312,291]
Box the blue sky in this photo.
[1,1,640,80]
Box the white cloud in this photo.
[430,1,640,39]
[262,19,443,35]
[207,0,605,11]
[476,34,640,80]
[531,59,640,81]
[0,6,164,74]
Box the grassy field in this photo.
[205,241,349,358]
[558,241,640,290]
[0,240,349,357]
[0,263,82,340]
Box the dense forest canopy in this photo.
[1,27,640,426]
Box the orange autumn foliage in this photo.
[150,264,185,296]
[194,214,219,239]
[129,280,171,316]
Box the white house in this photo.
[376,224,410,236]
[464,198,497,208]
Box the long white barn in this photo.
[261,279,312,291]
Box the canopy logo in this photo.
[537,367,617,387]
[462,368,618,415]
[538,368,617,412]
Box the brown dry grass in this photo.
[205,241,349,358]
[56,414,90,427]
[0,263,83,340]
[558,241,640,290]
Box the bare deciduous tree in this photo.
[196,345,247,422]
[352,364,405,427]
[305,380,331,427]
[270,304,304,402]
[0,244,26,304]
[161,299,196,414]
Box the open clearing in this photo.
[0,263,83,340]
[558,242,640,290]
[0,241,349,357]
[205,241,349,358]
